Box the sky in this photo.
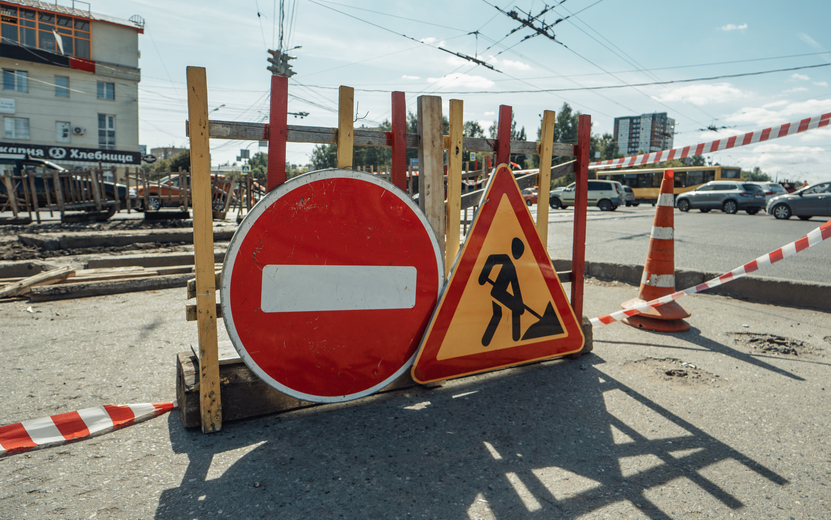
[95,0,831,182]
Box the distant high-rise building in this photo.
[614,113,675,156]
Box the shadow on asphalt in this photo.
[156,355,787,519]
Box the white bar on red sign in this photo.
[261,265,418,313]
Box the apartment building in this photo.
[0,0,143,179]
[614,112,675,156]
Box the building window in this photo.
[4,117,30,139]
[3,70,28,92]
[56,121,70,143]
[98,114,115,149]
[97,82,114,100]
[0,5,90,58]
[55,76,69,97]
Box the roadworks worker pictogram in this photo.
[478,237,565,346]
[412,163,584,383]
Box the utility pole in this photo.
[265,48,298,191]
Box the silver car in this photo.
[747,181,788,206]
[675,180,766,214]
[767,182,831,220]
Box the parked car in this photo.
[549,180,625,211]
[136,173,235,211]
[746,181,788,206]
[675,181,766,214]
[767,181,831,220]
[622,185,639,207]
[521,187,538,206]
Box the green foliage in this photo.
[742,166,772,181]
[248,152,268,180]
[168,150,190,171]
[310,143,337,170]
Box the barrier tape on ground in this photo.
[0,401,176,456]
[590,220,831,327]
[590,112,831,170]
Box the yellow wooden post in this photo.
[537,110,556,250]
[337,86,354,169]
[445,99,463,278]
[186,66,222,433]
[417,95,446,256]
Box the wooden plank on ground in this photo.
[0,266,75,298]
[29,273,194,302]
[187,66,222,434]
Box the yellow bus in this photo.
[596,165,742,205]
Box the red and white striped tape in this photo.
[0,401,175,456]
[590,112,831,170]
[591,220,831,327]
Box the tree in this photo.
[743,166,772,181]
[310,143,337,170]
[168,150,190,172]
[248,152,268,181]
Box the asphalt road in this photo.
[531,204,830,285]
[2,283,830,519]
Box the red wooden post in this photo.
[571,114,591,320]
[267,74,288,192]
[496,105,512,165]
[390,91,407,192]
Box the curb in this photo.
[18,229,236,251]
[552,259,831,313]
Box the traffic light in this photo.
[267,49,296,77]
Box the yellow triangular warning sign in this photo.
[412,164,584,383]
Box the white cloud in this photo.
[420,37,438,45]
[814,81,828,87]
[402,75,420,80]
[799,33,822,49]
[485,56,532,71]
[720,23,747,31]
[484,111,496,116]
[790,73,810,81]
[725,98,831,128]
[783,87,809,94]
[651,83,745,105]
[426,73,494,89]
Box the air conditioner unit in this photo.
[73,126,85,135]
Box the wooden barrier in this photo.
[183,67,591,433]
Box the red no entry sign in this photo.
[221,170,442,403]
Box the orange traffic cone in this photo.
[621,169,690,332]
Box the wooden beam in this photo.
[203,122,574,157]
[571,114,592,321]
[496,105,512,165]
[186,66,222,434]
[390,91,407,191]
[417,95,445,256]
[0,266,75,298]
[337,86,354,169]
[267,74,288,191]
[446,99,463,278]
[536,110,556,250]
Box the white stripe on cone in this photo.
[651,226,674,240]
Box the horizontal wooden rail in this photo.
[191,120,576,157]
